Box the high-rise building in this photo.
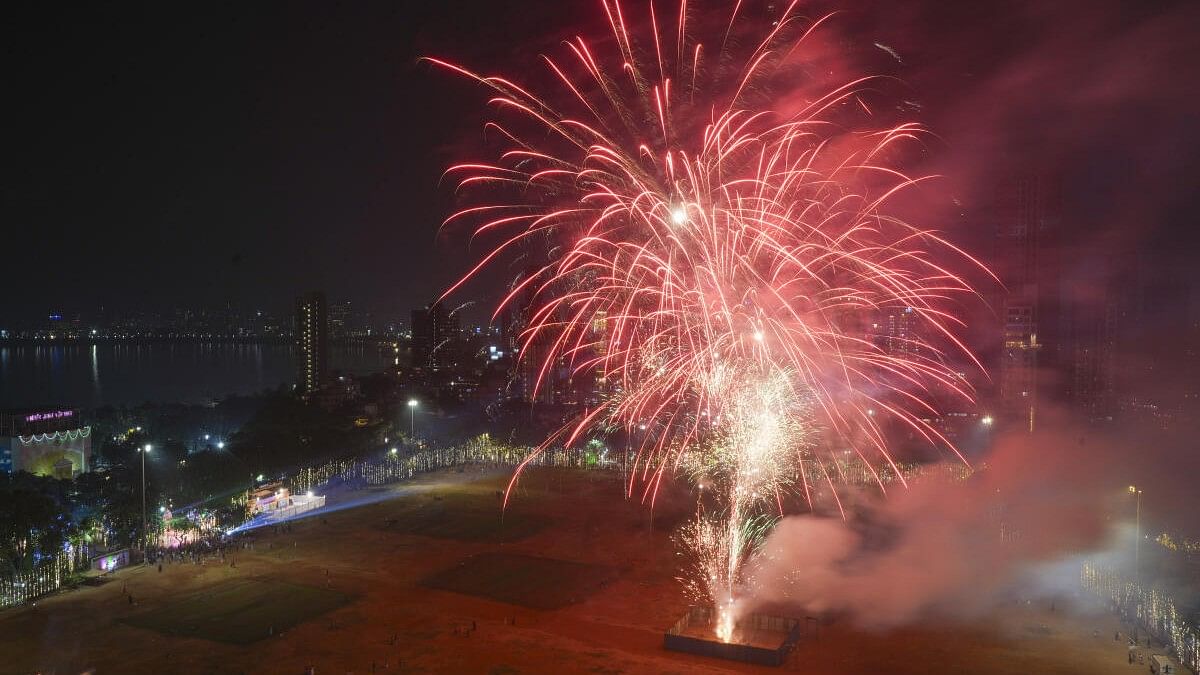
[296,292,329,396]
[411,301,460,371]
[1068,302,1116,421]
[587,310,610,405]
[329,300,351,341]
[993,175,1060,431]
[1000,302,1040,431]
[410,304,434,370]
[1050,240,1116,422]
[869,307,923,358]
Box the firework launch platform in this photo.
[664,606,803,666]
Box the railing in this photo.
[267,495,326,521]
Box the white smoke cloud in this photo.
[736,420,1146,628]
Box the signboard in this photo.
[92,549,130,573]
[25,410,74,423]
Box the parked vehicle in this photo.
[1150,653,1177,674]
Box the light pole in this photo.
[407,399,418,437]
[141,444,152,556]
[1131,487,1142,578]
[1128,485,1143,641]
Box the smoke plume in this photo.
[738,417,1149,628]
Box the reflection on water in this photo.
[91,344,99,398]
[0,343,392,408]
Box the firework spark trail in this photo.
[430,1,990,638]
[680,367,815,639]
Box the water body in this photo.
[0,343,393,408]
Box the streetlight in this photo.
[407,399,418,437]
[1129,485,1144,640]
[140,444,152,556]
[217,441,225,450]
[1129,485,1143,575]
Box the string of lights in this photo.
[17,426,92,444]
[288,435,974,499]
[1081,562,1199,672]
[290,435,606,494]
[0,542,91,610]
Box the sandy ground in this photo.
[0,467,1155,674]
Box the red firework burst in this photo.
[427,0,991,517]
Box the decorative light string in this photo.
[1082,562,1199,672]
[0,542,90,609]
[18,426,92,444]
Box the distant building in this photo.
[411,301,459,371]
[0,409,91,478]
[313,374,362,411]
[1067,300,1117,422]
[497,281,606,406]
[993,175,1060,431]
[515,327,565,404]
[1000,303,1040,431]
[917,411,995,459]
[869,307,923,359]
[329,300,351,340]
[587,310,610,405]
[512,315,596,406]
[296,292,329,397]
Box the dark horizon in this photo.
[6,0,1199,324]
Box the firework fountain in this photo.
[431,0,987,641]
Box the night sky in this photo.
[6,0,1199,323]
